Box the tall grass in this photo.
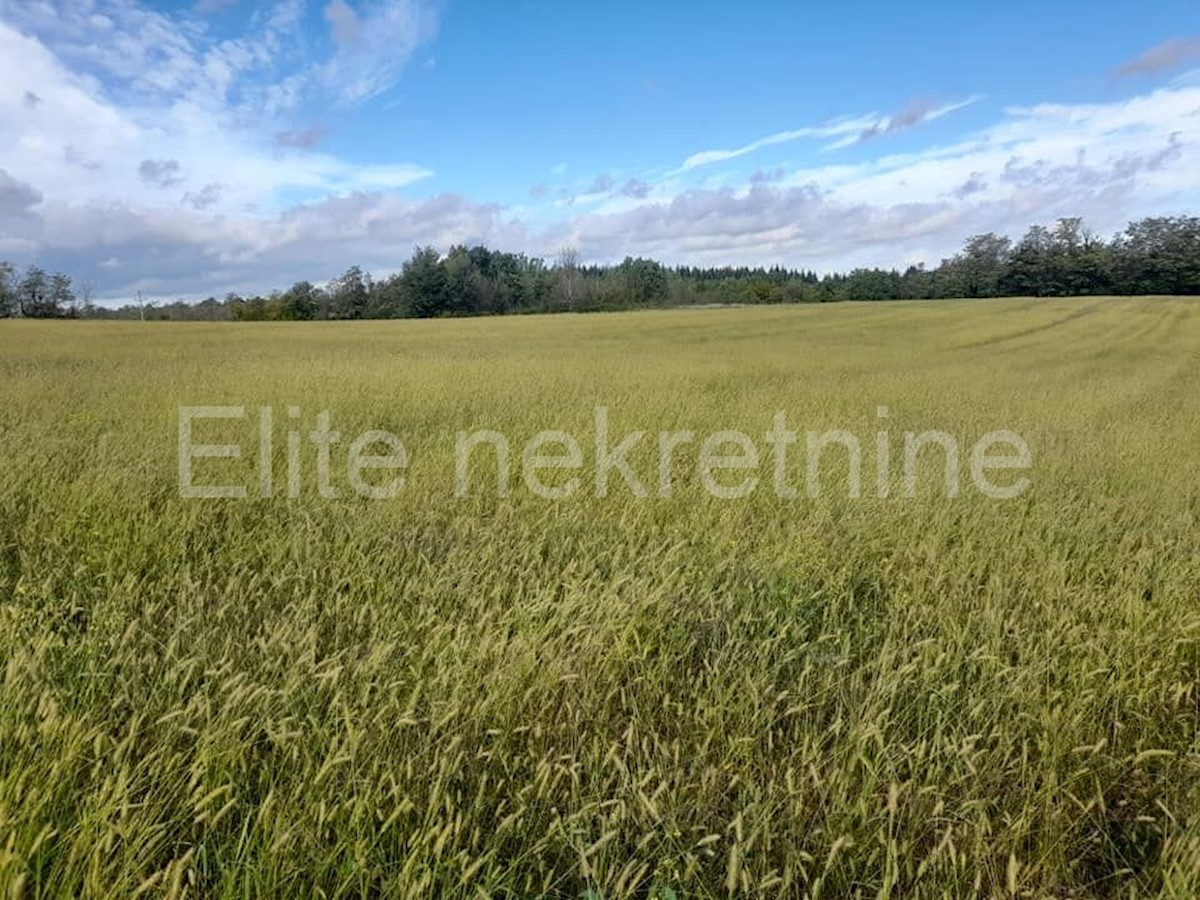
[1,297,1198,897]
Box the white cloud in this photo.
[195,0,240,13]
[21,191,524,301]
[320,0,440,104]
[0,13,433,218]
[324,0,362,47]
[679,116,877,171]
[678,97,982,171]
[559,85,1199,271]
[1,2,1198,301]
[1116,37,1200,78]
[2,0,438,112]
[823,96,984,150]
[138,159,185,189]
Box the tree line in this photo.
[1,215,1197,321]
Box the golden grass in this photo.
[1,296,1199,897]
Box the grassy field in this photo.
[1,296,1199,898]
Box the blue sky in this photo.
[0,0,1198,301]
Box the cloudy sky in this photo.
[0,0,1198,302]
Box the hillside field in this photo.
[1,296,1199,897]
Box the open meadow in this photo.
[1,296,1199,897]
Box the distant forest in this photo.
[2,215,1198,320]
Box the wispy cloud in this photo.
[750,167,787,184]
[952,172,988,199]
[183,183,224,211]
[679,116,876,171]
[620,179,651,199]
[586,174,615,194]
[320,0,440,105]
[824,96,984,149]
[275,124,330,149]
[2,0,307,119]
[195,0,240,12]
[2,2,1198,300]
[324,0,363,47]
[138,159,185,189]
[1116,38,1200,78]
[679,97,980,171]
[543,83,1199,273]
[3,0,437,115]
[0,13,435,223]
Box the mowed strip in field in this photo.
[1,297,1198,897]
